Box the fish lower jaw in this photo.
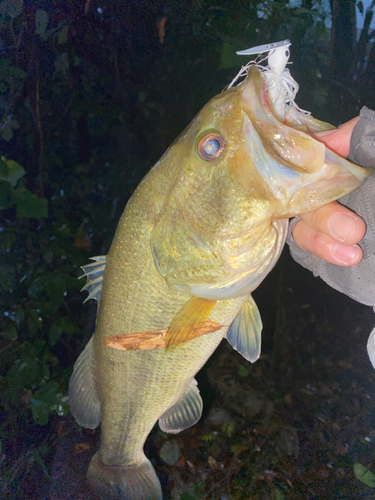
[286,171,366,216]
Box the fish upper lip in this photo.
[241,68,274,121]
[246,67,282,122]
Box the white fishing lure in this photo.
[228,40,309,123]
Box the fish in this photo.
[68,63,371,500]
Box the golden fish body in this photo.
[69,66,370,499]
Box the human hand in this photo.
[292,118,366,266]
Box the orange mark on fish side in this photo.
[103,320,223,351]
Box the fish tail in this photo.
[87,451,163,500]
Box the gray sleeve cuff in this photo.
[349,106,375,167]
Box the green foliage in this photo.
[354,462,375,488]
[268,489,286,500]
[0,158,24,186]
[12,188,48,217]
[0,0,23,20]
[202,432,217,442]
[237,364,250,377]
[219,41,245,69]
[35,10,49,38]
[222,421,235,437]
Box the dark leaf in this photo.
[35,9,49,37]
[0,180,12,209]
[6,358,41,405]
[0,324,18,341]
[1,117,20,141]
[0,157,9,176]
[0,158,25,187]
[220,41,243,69]
[31,381,67,424]
[57,24,69,44]
[0,58,27,79]
[12,189,48,218]
[0,0,23,19]
[49,323,63,346]
[0,262,16,292]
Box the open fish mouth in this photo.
[240,66,372,217]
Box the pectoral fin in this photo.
[166,296,219,348]
[226,296,263,362]
[68,338,101,429]
[159,379,203,434]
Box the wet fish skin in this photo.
[69,66,370,500]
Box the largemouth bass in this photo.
[69,64,370,500]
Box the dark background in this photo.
[1,0,375,498]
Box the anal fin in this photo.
[68,337,101,429]
[226,296,263,363]
[159,379,203,434]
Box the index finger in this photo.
[313,117,359,157]
[299,201,366,245]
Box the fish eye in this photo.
[197,133,225,161]
[285,49,290,58]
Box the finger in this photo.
[292,219,363,266]
[298,201,366,245]
[313,117,359,157]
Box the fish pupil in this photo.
[197,132,225,160]
[204,138,220,155]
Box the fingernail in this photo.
[329,214,356,242]
[314,128,337,137]
[333,244,359,264]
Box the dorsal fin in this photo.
[79,256,106,303]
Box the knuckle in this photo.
[312,232,333,258]
[293,221,312,249]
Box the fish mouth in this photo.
[240,66,372,217]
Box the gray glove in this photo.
[287,107,375,366]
